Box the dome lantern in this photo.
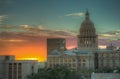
[85,9,90,20]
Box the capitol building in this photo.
[46,10,120,70]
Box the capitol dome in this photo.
[80,10,96,36]
[78,10,98,50]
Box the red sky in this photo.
[1,36,120,62]
[0,36,47,62]
[0,26,120,62]
[0,37,77,62]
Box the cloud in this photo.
[66,12,84,17]
[98,39,120,47]
[37,25,45,30]
[1,24,119,42]
[0,15,8,24]
[47,30,76,38]
[0,25,26,33]
[19,25,76,37]
[0,25,12,28]
[0,25,76,41]
[20,25,46,30]
[0,25,120,48]
[99,30,120,40]
[20,25,30,29]
[101,34,115,37]
[0,39,26,42]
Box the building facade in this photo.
[47,51,94,70]
[97,50,120,69]
[0,55,39,79]
[47,50,120,70]
[91,73,120,79]
[47,10,120,70]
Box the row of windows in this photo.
[99,53,120,57]
[100,63,119,68]
[48,63,86,68]
[99,59,120,62]
[100,61,120,64]
[8,63,22,79]
[9,63,22,66]
[48,59,86,62]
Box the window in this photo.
[18,63,22,77]
[73,64,76,67]
[5,56,9,60]
[78,63,81,66]
[73,59,76,62]
[78,59,81,62]
[83,59,86,62]
[8,63,13,79]
[100,63,103,67]
[106,54,109,57]
[60,59,63,62]
[68,63,71,67]
[83,63,86,67]
[50,64,52,67]
[100,54,103,57]
[18,76,21,79]
[9,63,12,66]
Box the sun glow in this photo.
[17,57,38,61]
[13,46,47,62]
[0,38,47,62]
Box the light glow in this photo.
[17,57,38,61]
[99,45,106,49]
[0,38,47,62]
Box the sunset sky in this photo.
[0,0,120,62]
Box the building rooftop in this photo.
[48,49,120,56]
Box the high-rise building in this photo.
[47,38,66,54]
[78,10,98,50]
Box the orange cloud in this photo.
[0,39,26,42]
